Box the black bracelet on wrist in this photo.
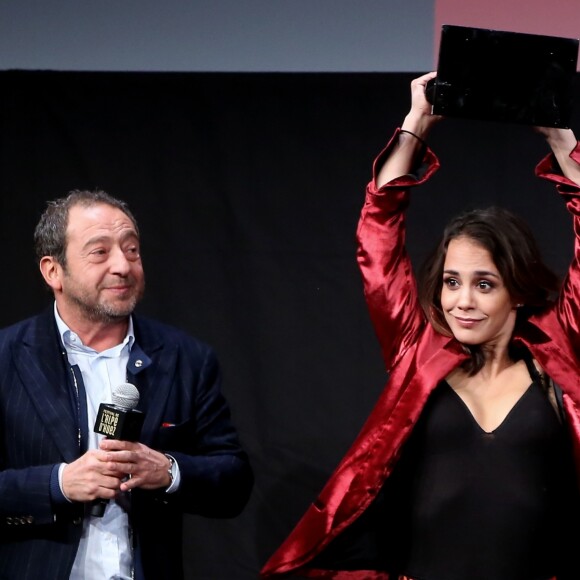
[399,129,427,148]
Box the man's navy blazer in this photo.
[0,306,253,579]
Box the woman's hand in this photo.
[376,72,442,187]
[401,71,443,140]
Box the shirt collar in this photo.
[53,301,135,354]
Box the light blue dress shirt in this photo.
[56,304,135,580]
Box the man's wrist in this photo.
[164,454,176,487]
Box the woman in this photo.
[261,72,580,579]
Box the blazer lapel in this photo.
[14,310,80,462]
[128,318,177,447]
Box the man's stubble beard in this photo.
[67,280,145,324]
[78,296,139,323]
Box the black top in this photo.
[386,358,580,580]
[310,357,580,579]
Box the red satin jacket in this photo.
[261,129,580,579]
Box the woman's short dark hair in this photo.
[418,206,560,374]
[33,189,139,269]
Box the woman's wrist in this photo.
[545,127,576,154]
[401,110,439,141]
[399,129,427,148]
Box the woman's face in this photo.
[440,236,517,347]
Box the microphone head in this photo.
[112,383,140,410]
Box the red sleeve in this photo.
[356,128,440,371]
[536,143,580,358]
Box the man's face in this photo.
[58,203,145,323]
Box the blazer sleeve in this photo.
[536,143,580,358]
[356,128,440,371]
[141,336,254,519]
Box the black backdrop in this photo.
[1,70,578,579]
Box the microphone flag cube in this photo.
[94,403,144,441]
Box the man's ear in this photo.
[39,256,63,291]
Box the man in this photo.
[0,189,253,579]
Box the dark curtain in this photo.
[0,70,577,579]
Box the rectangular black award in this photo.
[426,25,579,128]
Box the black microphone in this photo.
[90,383,144,517]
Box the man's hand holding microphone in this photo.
[60,383,174,514]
